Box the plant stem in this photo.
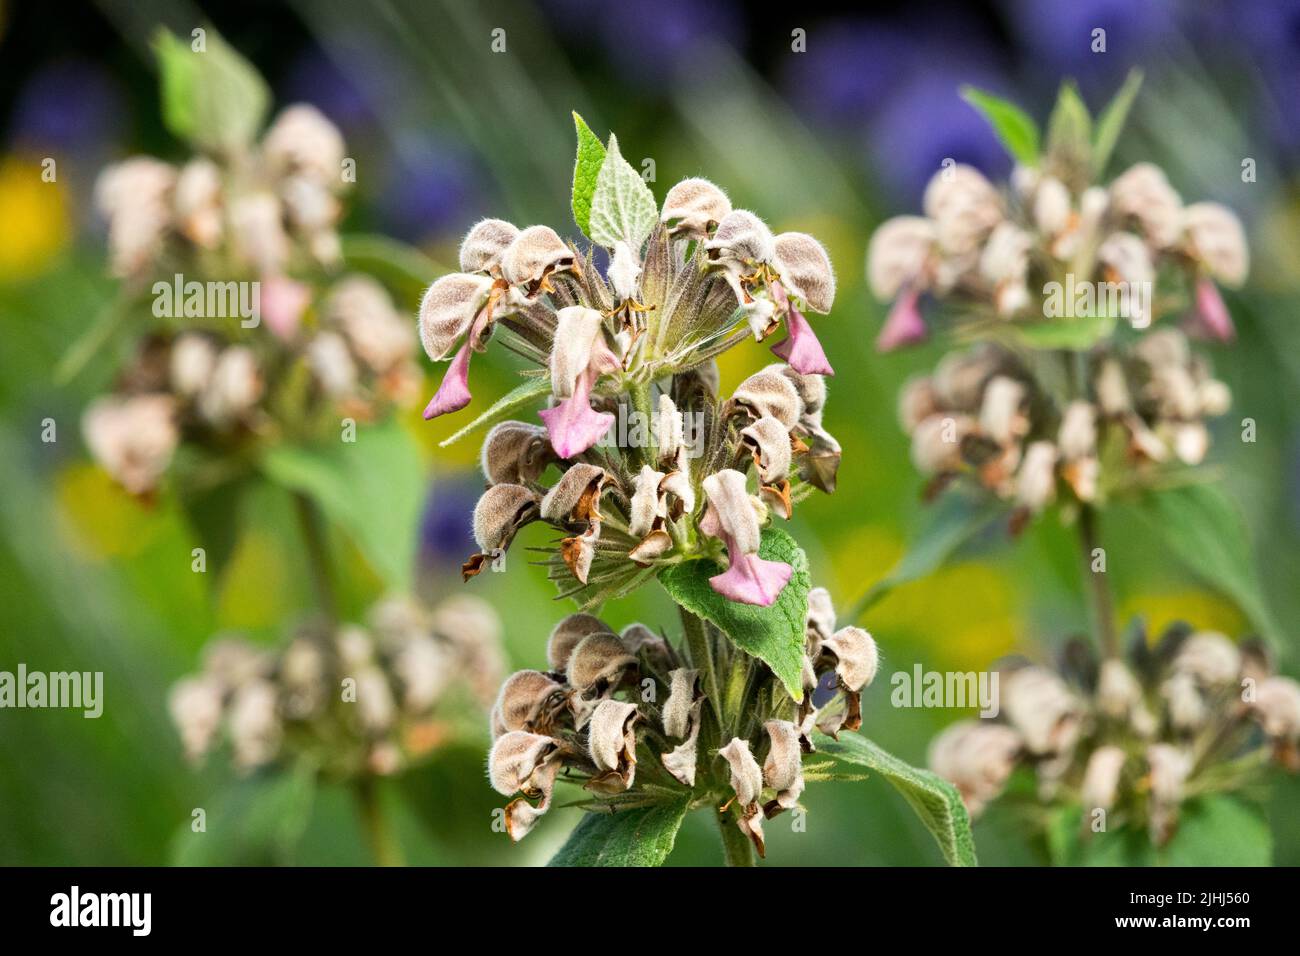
[629,380,656,468]
[681,607,722,726]
[1077,504,1117,658]
[354,776,405,867]
[717,811,755,866]
[293,491,338,622]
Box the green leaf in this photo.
[548,797,691,866]
[261,418,425,590]
[175,470,253,587]
[1161,795,1272,866]
[848,489,1008,619]
[1009,314,1117,351]
[170,763,316,865]
[1044,80,1092,186]
[340,234,446,306]
[571,112,607,238]
[960,86,1040,166]
[1092,69,1144,177]
[1128,483,1279,642]
[816,732,978,866]
[1048,796,1271,866]
[658,526,810,701]
[588,133,658,251]
[154,26,270,154]
[437,376,552,448]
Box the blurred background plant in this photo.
[1,0,1298,866]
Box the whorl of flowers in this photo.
[169,595,503,779]
[85,103,420,496]
[866,147,1248,349]
[424,120,842,608]
[898,327,1231,520]
[928,626,1300,841]
[486,589,878,853]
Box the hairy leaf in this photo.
[1092,69,1144,177]
[960,86,1040,166]
[816,732,978,866]
[571,112,607,238]
[658,526,810,701]
[437,376,552,448]
[588,133,657,251]
[261,419,424,590]
[548,797,690,866]
[1129,483,1278,642]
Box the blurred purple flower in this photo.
[376,133,478,242]
[282,49,376,134]
[782,21,912,130]
[541,0,743,85]
[1002,0,1177,84]
[419,476,480,567]
[9,59,125,155]
[867,66,1015,206]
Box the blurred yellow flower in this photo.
[0,152,70,281]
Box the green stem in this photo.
[1077,504,1117,658]
[717,811,755,866]
[681,607,722,726]
[354,776,405,867]
[629,380,656,468]
[293,491,338,622]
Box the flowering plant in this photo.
[865,75,1292,864]
[416,115,977,865]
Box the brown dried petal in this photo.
[540,462,606,524]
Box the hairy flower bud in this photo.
[868,216,936,300]
[719,737,764,807]
[774,232,835,313]
[494,669,566,737]
[466,483,538,578]
[1252,676,1300,742]
[418,273,495,361]
[1183,202,1248,286]
[586,699,638,792]
[488,730,558,796]
[762,719,805,813]
[1001,666,1080,755]
[923,164,1002,256]
[979,376,1028,446]
[1015,441,1059,512]
[1172,631,1241,687]
[704,210,775,268]
[541,462,607,525]
[1109,162,1183,249]
[629,465,668,538]
[566,632,636,698]
[741,415,793,486]
[502,225,574,294]
[169,676,223,763]
[228,679,281,771]
[1146,742,1191,803]
[174,158,223,249]
[546,613,613,674]
[821,626,879,692]
[661,177,732,239]
[731,369,803,429]
[1057,401,1097,460]
[459,218,520,275]
[928,720,1022,817]
[82,393,179,495]
[262,104,345,184]
[1080,745,1126,812]
[481,421,554,486]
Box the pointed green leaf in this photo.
[154,26,269,154]
[658,526,810,701]
[848,489,1008,620]
[816,732,978,866]
[548,797,690,866]
[1044,80,1092,184]
[1092,69,1144,177]
[588,133,657,251]
[571,112,607,238]
[960,86,1040,166]
[261,419,424,590]
[437,376,552,448]
[1127,483,1278,642]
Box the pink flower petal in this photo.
[538,371,613,458]
[770,304,834,376]
[260,275,311,340]
[423,340,473,419]
[875,286,927,352]
[1187,276,1236,342]
[709,551,793,607]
